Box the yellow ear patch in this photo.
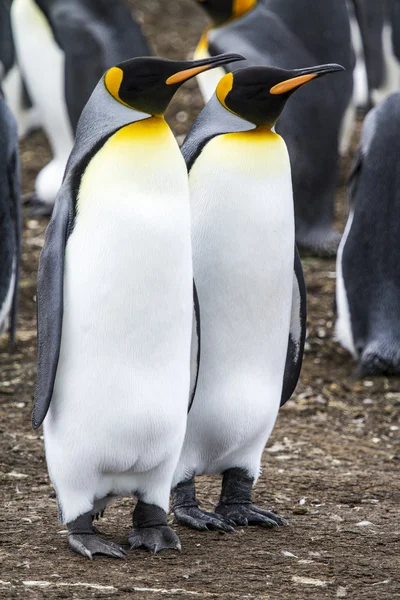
[233,0,256,18]
[270,73,317,95]
[104,67,124,101]
[166,64,215,85]
[216,72,234,111]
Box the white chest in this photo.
[189,130,295,380]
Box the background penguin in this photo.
[0,91,21,344]
[193,0,354,256]
[0,0,39,138]
[336,92,400,376]
[172,63,342,531]
[11,0,152,213]
[349,0,400,109]
[34,53,242,558]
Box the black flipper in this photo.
[7,150,21,345]
[280,246,306,406]
[188,281,201,412]
[33,191,72,429]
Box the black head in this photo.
[104,54,244,115]
[216,64,345,126]
[196,0,256,24]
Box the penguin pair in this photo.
[336,92,400,376]
[10,0,151,213]
[0,91,21,344]
[349,0,400,110]
[193,0,355,256]
[35,51,344,556]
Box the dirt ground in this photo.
[0,1,399,599]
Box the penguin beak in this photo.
[166,53,245,85]
[270,63,345,95]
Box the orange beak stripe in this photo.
[270,73,317,95]
[166,64,214,85]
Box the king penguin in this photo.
[0,0,39,138]
[349,0,400,108]
[33,52,243,558]
[172,62,343,531]
[10,0,152,213]
[336,92,400,375]
[193,0,354,256]
[0,91,21,343]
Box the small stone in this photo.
[293,506,308,515]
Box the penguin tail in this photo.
[359,343,400,376]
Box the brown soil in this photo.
[0,1,399,599]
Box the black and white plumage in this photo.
[0,92,21,344]
[194,0,355,256]
[336,93,400,375]
[171,63,345,532]
[33,53,242,559]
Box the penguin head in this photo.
[104,54,244,116]
[216,64,345,126]
[197,0,256,24]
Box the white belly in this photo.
[44,119,193,520]
[335,210,356,356]
[175,129,295,481]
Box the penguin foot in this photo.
[216,468,287,528]
[215,503,287,528]
[129,500,181,553]
[173,505,235,532]
[22,193,53,217]
[129,525,181,553]
[68,533,127,560]
[67,510,126,560]
[172,477,235,532]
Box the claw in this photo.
[215,503,286,528]
[174,506,235,532]
[129,525,181,553]
[68,533,127,560]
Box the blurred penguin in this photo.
[350,0,400,109]
[0,91,21,344]
[194,0,355,256]
[336,93,400,375]
[11,0,152,213]
[0,0,39,137]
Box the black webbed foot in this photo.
[216,467,287,529]
[67,512,126,560]
[129,500,181,554]
[215,502,286,527]
[172,477,235,532]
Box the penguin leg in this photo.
[172,478,235,532]
[128,500,181,554]
[68,511,127,560]
[215,468,287,528]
